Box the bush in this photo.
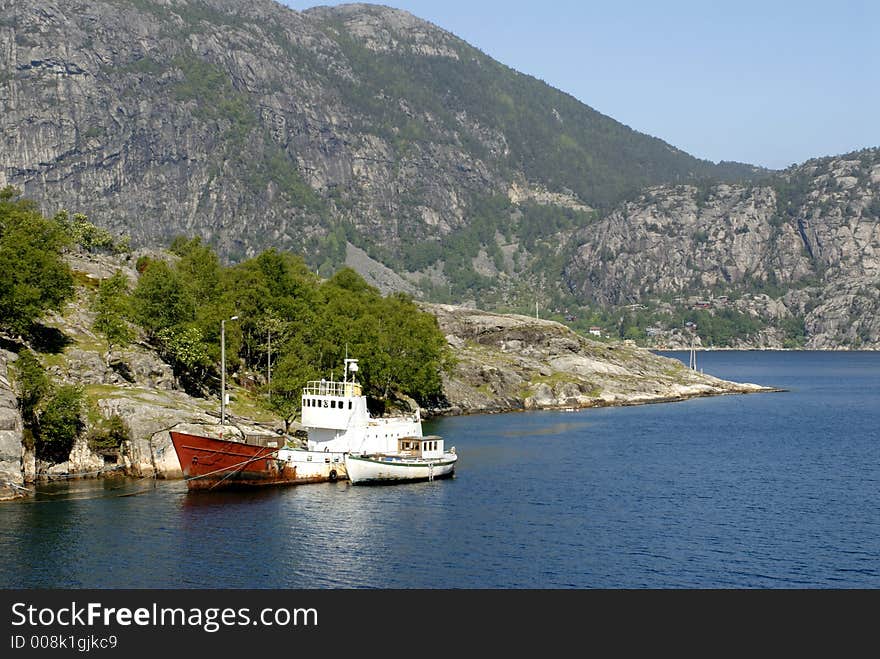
[37,385,85,461]
[10,349,49,426]
[88,414,130,452]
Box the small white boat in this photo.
[345,435,457,485]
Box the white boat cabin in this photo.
[300,359,423,455]
[396,435,445,459]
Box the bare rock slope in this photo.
[428,304,774,415]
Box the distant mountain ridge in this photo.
[1,0,764,276]
[4,0,876,349]
[564,148,880,349]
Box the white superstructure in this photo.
[276,358,426,480]
[300,359,423,455]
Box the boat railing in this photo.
[303,380,363,397]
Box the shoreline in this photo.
[650,346,879,352]
[426,382,783,419]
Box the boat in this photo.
[170,358,446,490]
[169,430,333,490]
[345,436,457,485]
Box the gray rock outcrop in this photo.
[0,350,25,500]
[564,151,880,349]
[427,304,773,415]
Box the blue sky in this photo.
[279,1,879,170]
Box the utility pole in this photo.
[221,315,239,425]
[267,328,272,403]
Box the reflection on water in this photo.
[1,351,879,588]
[500,420,592,437]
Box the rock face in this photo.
[1,0,759,274]
[427,304,772,415]
[0,350,25,500]
[564,150,880,349]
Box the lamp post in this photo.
[267,328,272,404]
[221,315,238,425]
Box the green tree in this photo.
[87,413,131,452]
[269,343,321,432]
[0,187,73,336]
[38,385,85,461]
[69,213,114,252]
[92,270,134,361]
[10,349,50,428]
[131,260,194,336]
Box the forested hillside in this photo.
[0,0,763,307]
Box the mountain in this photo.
[564,149,880,348]
[1,0,764,294]
[4,0,875,349]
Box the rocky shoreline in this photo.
[0,300,781,500]
[424,304,778,417]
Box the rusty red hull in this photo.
[169,431,322,490]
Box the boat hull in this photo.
[169,431,342,490]
[344,453,457,485]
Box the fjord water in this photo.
[1,351,878,588]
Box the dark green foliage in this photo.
[10,350,85,457]
[249,143,324,212]
[516,202,595,251]
[316,18,766,212]
[131,260,194,336]
[172,53,257,142]
[775,315,807,348]
[671,308,766,346]
[0,187,74,336]
[87,414,130,452]
[92,270,134,355]
[155,325,213,390]
[770,170,812,222]
[10,349,50,427]
[38,385,85,461]
[124,237,453,418]
[174,237,222,306]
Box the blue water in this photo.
[1,351,878,588]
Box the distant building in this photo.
[646,327,662,337]
[589,326,602,337]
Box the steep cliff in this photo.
[1,0,761,287]
[564,149,880,348]
[0,350,25,500]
